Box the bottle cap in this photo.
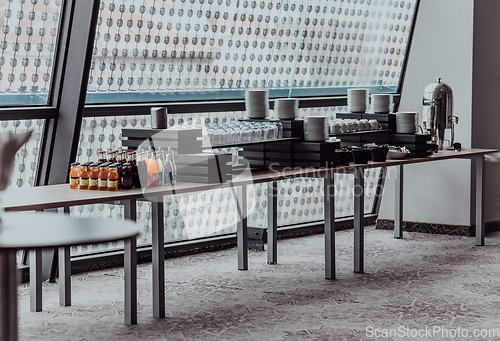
[168,146,173,151]
[158,146,163,150]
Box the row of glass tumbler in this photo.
[204,121,283,146]
[69,147,177,190]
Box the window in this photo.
[1,119,45,189]
[86,0,416,104]
[0,0,63,106]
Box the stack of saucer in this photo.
[305,116,328,141]
[274,98,298,120]
[371,94,392,113]
[245,89,269,119]
[395,112,417,133]
[348,88,368,113]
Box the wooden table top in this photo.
[0,212,141,250]
[2,148,495,212]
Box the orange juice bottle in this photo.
[148,146,160,185]
[88,163,99,190]
[107,165,120,191]
[98,163,109,191]
[69,162,80,189]
[79,164,89,189]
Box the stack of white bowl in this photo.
[395,112,417,133]
[305,116,328,141]
[245,89,269,119]
[348,88,368,113]
[274,98,298,120]
[371,94,392,114]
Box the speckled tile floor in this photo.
[16,226,500,341]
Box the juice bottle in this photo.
[89,163,99,190]
[98,163,109,191]
[130,152,140,188]
[149,148,159,186]
[79,164,89,189]
[155,150,164,185]
[98,151,107,163]
[69,162,80,189]
[164,154,173,185]
[146,146,153,185]
[136,149,148,188]
[167,147,177,184]
[121,163,133,189]
[107,165,120,191]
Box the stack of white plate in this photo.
[305,116,327,141]
[245,89,269,119]
[348,89,368,113]
[395,112,417,134]
[371,94,392,114]
[274,98,298,120]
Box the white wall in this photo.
[379,0,475,225]
[470,0,500,222]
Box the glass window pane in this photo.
[0,0,64,106]
[86,0,416,104]
[0,119,45,189]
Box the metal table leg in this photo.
[29,209,44,312]
[59,206,71,307]
[123,199,137,325]
[58,246,71,306]
[151,197,165,318]
[236,184,248,270]
[324,171,336,279]
[267,181,278,265]
[476,155,485,246]
[0,249,18,341]
[354,168,365,273]
[394,165,404,239]
[29,249,42,312]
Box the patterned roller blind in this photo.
[0,0,63,105]
[87,0,417,103]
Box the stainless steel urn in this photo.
[422,78,458,150]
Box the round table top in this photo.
[485,152,500,163]
[0,212,141,250]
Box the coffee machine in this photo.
[422,78,458,150]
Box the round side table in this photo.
[0,212,140,341]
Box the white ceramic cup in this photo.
[338,121,349,132]
[359,119,370,130]
[344,121,356,132]
[350,120,362,132]
[151,107,168,129]
[330,123,344,135]
[369,119,382,130]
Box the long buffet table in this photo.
[2,148,495,324]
